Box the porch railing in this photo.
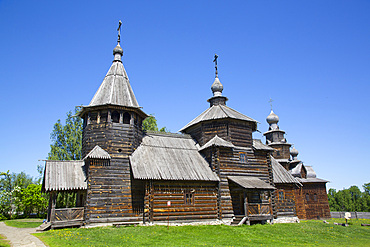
[247,203,271,215]
[53,207,84,221]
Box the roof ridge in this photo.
[146,131,192,138]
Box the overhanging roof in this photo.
[180,104,258,132]
[83,145,111,160]
[199,135,235,151]
[228,176,275,190]
[271,157,302,186]
[42,160,87,192]
[253,139,274,151]
[130,132,219,181]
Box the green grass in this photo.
[4,218,43,228]
[34,219,370,247]
[0,234,10,247]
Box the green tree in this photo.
[0,171,12,219]
[48,107,82,160]
[13,184,47,217]
[47,107,83,208]
[328,183,370,212]
[0,170,46,219]
[142,115,168,132]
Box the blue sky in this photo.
[0,0,369,191]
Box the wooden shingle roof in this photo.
[42,160,87,192]
[253,139,275,151]
[199,135,235,151]
[297,178,329,183]
[130,132,219,181]
[179,104,258,132]
[271,157,301,186]
[88,52,139,108]
[83,145,111,160]
[228,176,275,190]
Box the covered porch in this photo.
[228,176,275,225]
[41,160,87,230]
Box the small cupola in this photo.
[290,146,299,160]
[266,110,279,130]
[208,54,228,106]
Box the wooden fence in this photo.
[331,211,370,219]
[54,207,84,221]
[248,203,271,215]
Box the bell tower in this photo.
[263,110,291,169]
[78,21,147,224]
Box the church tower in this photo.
[263,110,292,170]
[180,56,275,223]
[78,22,147,224]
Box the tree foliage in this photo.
[47,107,83,208]
[48,107,82,160]
[328,183,370,212]
[142,115,168,132]
[0,170,47,219]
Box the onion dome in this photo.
[266,110,279,125]
[211,77,223,97]
[113,43,123,61]
[290,146,299,160]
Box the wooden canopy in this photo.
[228,176,275,190]
[42,160,87,192]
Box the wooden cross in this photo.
[213,54,218,77]
[269,98,274,110]
[117,20,122,43]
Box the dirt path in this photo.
[0,222,46,247]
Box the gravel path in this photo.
[0,222,46,247]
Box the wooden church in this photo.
[41,27,330,229]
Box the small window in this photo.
[123,112,130,124]
[279,191,284,200]
[313,193,317,201]
[276,151,281,156]
[184,191,194,205]
[112,111,120,123]
[305,193,309,201]
[239,153,247,163]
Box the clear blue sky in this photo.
[0,0,369,191]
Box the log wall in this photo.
[186,120,254,148]
[144,181,218,223]
[294,182,331,219]
[82,107,144,224]
[274,184,297,217]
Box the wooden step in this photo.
[36,222,51,232]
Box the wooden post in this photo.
[50,191,57,222]
[244,192,248,217]
[47,193,52,222]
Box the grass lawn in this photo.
[0,234,10,247]
[35,218,370,247]
[4,218,43,228]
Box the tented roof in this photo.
[88,56,139,108]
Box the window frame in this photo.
[184,190,194,205]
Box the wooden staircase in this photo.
[230,215,248,226]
